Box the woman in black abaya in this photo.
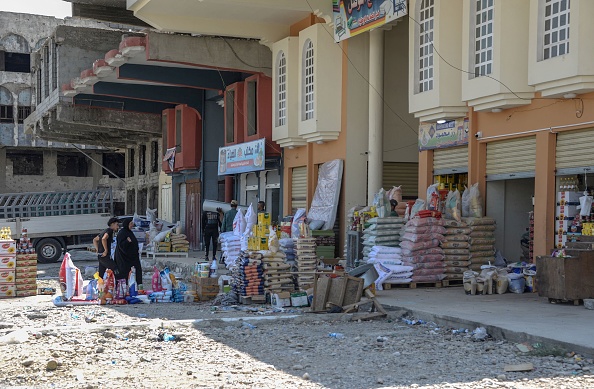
[115,217,142,287]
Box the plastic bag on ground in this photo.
[59,253,83,301]
[468,183,483,218]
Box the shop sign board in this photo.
[332,0,408,42]
[218,139,265,176]
[418,118,469,150]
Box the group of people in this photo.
[202,200,266,262]
[93,217,143,288]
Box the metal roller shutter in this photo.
[291,166,307,212]
[556,128,594,175]
[179,183,186,233]
[382,162,418,198]
[486,137,536,180]
[433,146,468,175]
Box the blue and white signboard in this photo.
[218,139,265,176]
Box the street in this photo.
[0,250,592,389]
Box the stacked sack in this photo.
[368,246,413,290]
[220,232,241,269]
[279,238,296,266]
[170,233,189,252]
[231,252,265,297]
[441,220,472,281]
[362,217,405,264]
[295,237,317,289]
[399,217,447,283]
[464,218,496,271]
[260,250,294,294]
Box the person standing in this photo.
[93,217,119,277]
[202,209,221,260]
[257,201,266,213]
[221,200,239,233]
[114,217,142,286]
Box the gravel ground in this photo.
[0,251,592,388]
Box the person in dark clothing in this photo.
[221,200,238,233]
[114,217,142,286]
[390,199,398,217]
[93,217,119,277]
[202,210,221,260]
[257,201,266,213]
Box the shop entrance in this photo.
[486,178,534,263]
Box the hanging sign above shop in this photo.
[332,0,408,42]
[218,138,265,176]
[418,118,469,151]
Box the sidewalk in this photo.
[376,287,594,357]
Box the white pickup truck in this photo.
[0,189,113,263]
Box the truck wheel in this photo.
[36,238,63,263]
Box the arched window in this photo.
[302,39,315,120]
[277,51,287,127]
[473,0,494,77]
[417,0,434,92]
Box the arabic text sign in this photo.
[332,0,408,42]
[218,139,265,176]
[418,119,469,150]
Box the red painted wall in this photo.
[175,104,202,171]
[224,82,245,146]
[161,108,175,173]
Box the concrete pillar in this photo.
[468,108,486,211]
[418,149,434,199]
[367,29,384,204]
[225,176,233,203]
[533,131,556,259]
[44,150,57,178]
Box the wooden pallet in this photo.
[383,281,443,290]
[442,279,464,287]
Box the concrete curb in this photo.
[382,303,594,358]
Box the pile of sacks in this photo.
[399,217,447,283]
[170,233,189,252]
[463,266,509,295]
[260,250,294,294]
[362,217,405,264]
[368,246,413,290]
[279,238,296,266]
[441,220,472,280]
[230,252,265,297]
[220,232,241,269]
[465,217,497,271]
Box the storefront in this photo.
[290,166,307,213]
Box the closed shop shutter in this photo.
[556,128,594,174]
[161,184,172,223]
[382,162,418,198]
[291,166,307,212]
[486,136,536,180]
[179,183,186,233]
[433,146,468,175]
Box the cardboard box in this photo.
[290,291,309,307]
[557,191,581,204]
[271,292,291,308]
[256,225,270,238]
[16,253,37,261]
[16,270,37,279]
[15,265,37,274]
[15,277,36,286]
[191,276,219,286]
[0,269,15,283]
[0,256,16,269]
[16,259,36,267]
[0,240,16,255]
[16,289,37,297]
[0,284,16,298]
[16,283,37,291]
[258,213,271,225]
[556,205,579,218]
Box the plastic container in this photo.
[328,333,344,339]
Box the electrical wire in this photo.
[219,37,272,70]
[304,0,419,135]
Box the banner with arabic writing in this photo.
[218,139,265,176]
[332,0,408,42]
[418,118,469,150]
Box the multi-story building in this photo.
[0,12,125,204]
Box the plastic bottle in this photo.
[209,259,218,278]
[328,332,344,339]
[163,334,175,342]
[242,323,256,330]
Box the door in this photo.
[486,137,536,181]
[185,181,201,251]
[382,162,419,199]
[433,146,468,175]
[179,183,187,233]
[160,185,172,223]
[245,172,259,206]
[291,166,307,213]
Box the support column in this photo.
[533,131,556,259]
[467,107,486,212]
[224,176,233,203]
[418,149,434,199]
[367,28,384,204]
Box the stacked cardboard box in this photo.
[0,240,17,298]
[555,191,581,248]
[248,213,273,251]
[191,276,219,301]
[15,253,37,297]
[295,237,316,289]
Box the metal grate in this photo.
[303,40,315,120]
[0,188,112,219]
[543,0,570,60]
[418,0,434,93]
[277,51,287,127]
[474,0,494,77]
